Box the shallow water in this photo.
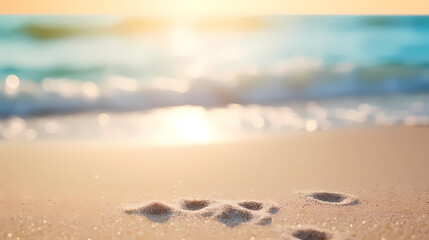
[0,94,428,144]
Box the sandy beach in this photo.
[1,14,428,240]
[0,126,428,239]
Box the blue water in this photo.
[0,16,429,117]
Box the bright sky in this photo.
[1,0,428,14]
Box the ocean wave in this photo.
[0,95,428,143]
[1,60,429,118]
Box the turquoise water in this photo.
[0,16,428,117]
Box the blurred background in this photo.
[0,15,428,144]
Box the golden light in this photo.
[2,0,429,15]
[173,107,211,143]
[151,106,214,145]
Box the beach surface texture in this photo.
[0,127,428,239]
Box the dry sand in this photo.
[0,126,429,239]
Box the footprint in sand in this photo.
[257,216,273,225]
[304,191,359,206]
[181,199,211,211]
[268,205,280,214]
[123,199,279,227]
[124,202,175,223]
[216,205,253,227]
[238,201,263,210]
[278,226,349,240]
[292,228,332,240]
[180,199,216,217]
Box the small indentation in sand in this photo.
[305,191,359,206]
[238,201,263,211]
[181,199,210,211]
[200,210,215,217]
[124,202,175,223]
[141,202,173,215]
[268,205,279,214]
[216,205,253,227]
[292,228,331,240]
[311,192,345,203]
[257,216,272,225]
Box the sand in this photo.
[0,126,429,239]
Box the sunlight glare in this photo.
[174,107,211,143]
[154,106,213,144]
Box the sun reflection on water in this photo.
[173,107,211,143]
[145,106,214,145]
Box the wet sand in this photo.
[0,126,429,239]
